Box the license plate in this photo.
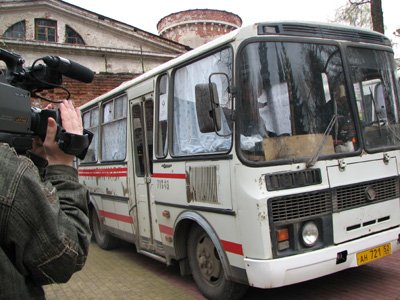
[356,243,391,266]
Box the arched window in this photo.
[35,19,57,42]
[3,21,26,40]
[65,25,85,45]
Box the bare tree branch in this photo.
[334,0,384,34]
[334,1,371,29]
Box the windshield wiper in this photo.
[306,114,337,168]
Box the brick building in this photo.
[157,9,242,48]
[0,0,190,106]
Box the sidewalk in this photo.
[44,241,203,300]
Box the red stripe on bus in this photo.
[79,167,128,177]
[158,225,243,256]
[152,173,186,179]
[221,240,244,256]
[99,210,133,224]
[80,167,128,172]
[79,173,127,177]
[159,224,173,235]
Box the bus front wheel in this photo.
[187,225,248,300]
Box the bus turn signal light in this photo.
[277,228,289,241]
[276,228,290,251]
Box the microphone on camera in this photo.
[42,55,94,83]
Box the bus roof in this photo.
[80,21,390,110]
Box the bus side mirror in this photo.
[374,83,385,111]
[195,82,221,133]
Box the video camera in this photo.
[0,48,94,159]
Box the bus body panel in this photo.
[327,153,400,244]
[333,199,400,242]
[152,161,187,206]
[79,163,135,238]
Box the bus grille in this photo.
[335,177,398,210]
[270,191,332,222]
[270,177,399,222]
[187,165,219,204]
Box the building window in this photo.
[65,25,85,45]
[3,21,26,40]
[35,19,57,42]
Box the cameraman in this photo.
[0,100,91,299]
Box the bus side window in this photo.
[82,107,99,163]
[101,94,127,161]
[144,100,154,174]
[132,105,145,177]
[172,48,233,156]
[156,74,168,158]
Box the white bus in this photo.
[79,21,400,299]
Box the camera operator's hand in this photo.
[31,136,47,159]
[31,103,52,161]
[44,100,83,167]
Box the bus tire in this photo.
[187,225,248,300]
[91,208,119,250]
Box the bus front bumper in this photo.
[244,227,400,288]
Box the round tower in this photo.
[157,9,242,48]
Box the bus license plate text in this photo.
[356,243,391,266]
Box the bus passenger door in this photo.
[130,98,155,251]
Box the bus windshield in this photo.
[348,47,400,151]
[237,41,399,163]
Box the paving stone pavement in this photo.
[44,241,400,300]
[44,241,203,300]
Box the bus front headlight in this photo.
[301,221,319,247]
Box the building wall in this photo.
[1,1,188,73]
[34,73,136,108]
[0,0,189,106]
[1,2,245,108]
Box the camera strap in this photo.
[56,128,93,160]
